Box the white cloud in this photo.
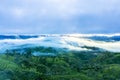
[63,36,120,52]
[11,8,26,19]
[1,0,120,19]
[0,34,120,52]
[0,0,120,34]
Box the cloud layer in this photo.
[0,34,120,52]
[0,0,120,34]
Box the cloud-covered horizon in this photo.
[0,34,120,52]
[0,0,120,34]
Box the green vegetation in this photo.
[0,47,120,80]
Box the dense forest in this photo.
[0,46,120,80]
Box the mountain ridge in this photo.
[0,34,120,53]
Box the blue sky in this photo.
[0,0,120,34]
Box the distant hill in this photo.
[0,34,120,53]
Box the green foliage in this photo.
[0,47,120,80]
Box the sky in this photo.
[0,0,120,34]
